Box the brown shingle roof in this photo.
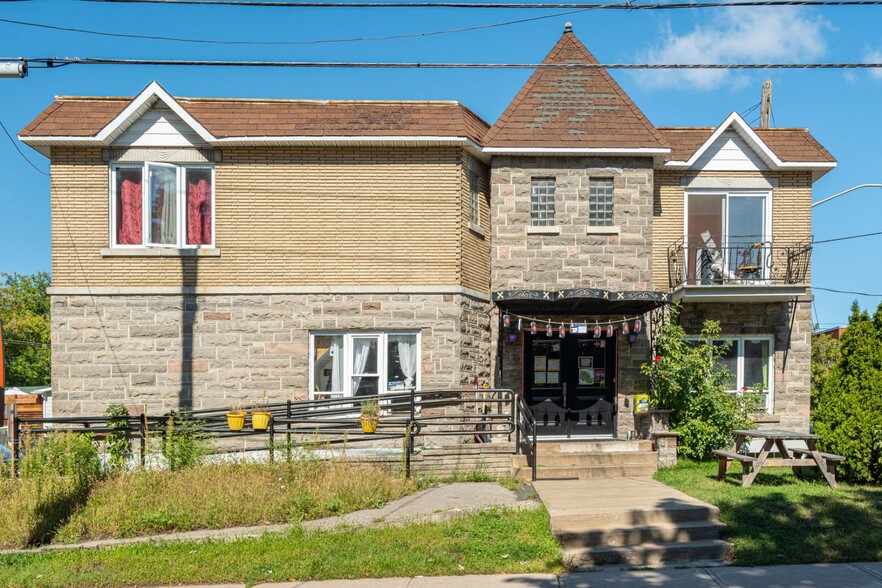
[20,97,491,144]
[484,27,666,150]
[657,127,836,163]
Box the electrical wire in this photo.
[814,287,882,297]
[85,0,882,8]
[13,57,882,69]
[0,7,592,47]
[0,119,49,176]
[813,230,882,245]
[4,339,51,348]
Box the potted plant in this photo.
[226,400,246,432]
[250,394,272,431]
[360,399,381,434]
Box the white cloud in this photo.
[865,49,882,80]
[634,8,831,91]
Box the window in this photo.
[530,178,555,226]
[686,191,770,280]
[111,163,214,248]
[310,332,419,399]
[688,336,774,412]
[588,178,614,226]
[468,158,481,228]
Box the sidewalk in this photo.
[172,562,882,587]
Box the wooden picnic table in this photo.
[713,428,842,488]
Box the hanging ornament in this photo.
[503,314,511,328]
[622,321,629,335]
[559,324,566,338]
[530,321,537,335]
[546,322,553,337]
[605,324,614,338]
[633,319,642,334]
[517,318,522,332]
[593,325,602,339]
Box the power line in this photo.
[5,339,51,348]
[814,287,882,297]
[813,230,882,245]
[0,7,592,47]
[0,119,49,176]
[14,57,882,69]
[86,0,882,8]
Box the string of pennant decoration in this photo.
[502,311,643,338]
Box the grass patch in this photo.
[0,507,564,588]
[655,459,882,566]
[0,459,416,549]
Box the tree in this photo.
[641,305,759,459]
[810,328,840,411]
[813,301,882,484]
[0,272,51,386]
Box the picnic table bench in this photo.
[714,429,843,488]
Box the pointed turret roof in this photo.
[484,24,667,151]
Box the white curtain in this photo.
[397,337,417,390]
[330,336,343,392]
[351,338,372,396]
[160,172,177,245]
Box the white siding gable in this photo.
[693,130,769,171]
[112,105,208,147]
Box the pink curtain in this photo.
[117,177,142,245]
[187,177,212,245]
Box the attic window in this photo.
[111,163,214,248]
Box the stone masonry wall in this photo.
[491,156,655,292]
[678,300,812,432]
[51,292,491,415]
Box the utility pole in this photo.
[760,79,772,128]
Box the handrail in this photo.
[8,388,520,479]
[513,392,538,481]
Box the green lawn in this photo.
[656,460,882,566]
[0,507,564,588]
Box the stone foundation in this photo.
[50,290,491,415]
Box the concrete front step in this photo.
[551,503,720,529]
[537,440,653,453]
[514,463,658,481]
[512,451,657,468]
[566,539,733,567]
[555,520,726,548]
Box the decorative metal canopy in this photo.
[492,288,670,316]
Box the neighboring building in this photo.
[818,326,846,340]
[20,24,834,437]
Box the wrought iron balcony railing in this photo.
[667,237,812,289]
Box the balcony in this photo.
[667,237,812,302]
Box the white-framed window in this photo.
[588,178,614,226]
[530,178,555,226]
[110,162,215,248]
[687,336,775,412]
[468,157,481,228]
[309,331,420,400]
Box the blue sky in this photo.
[1,0,881,328]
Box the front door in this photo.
[525,333,616,437]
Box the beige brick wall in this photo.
[50,146,489,293]
[652,170,813,291]
[460,154,491,294]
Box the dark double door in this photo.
[525,333,616,437]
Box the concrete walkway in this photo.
[160,563,882,587]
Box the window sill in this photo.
[468,223,486,238]
[585,226,621,235]
[526,226,561,235]
[101,248,221,258]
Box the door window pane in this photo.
[313,335,343,395]
[148,165,178,245]
[727,196,765,245]
[531,340,561,387]
[387,334,417,391]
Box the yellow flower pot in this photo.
[226,411,246,432]
[251,411,272,431]
[360,415,379,434]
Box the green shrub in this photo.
[159,411,211,471]
[641,305,759,459]
[105,404,133,473]
[18,431,102,482]
[813,302,882,484]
